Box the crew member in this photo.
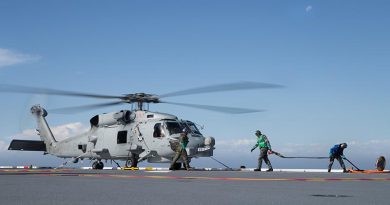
[169,129,191,171]
[251,130,273,172]
[328,143,348,173]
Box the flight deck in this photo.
[1,167,389,205]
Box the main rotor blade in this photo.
[0,84,124,99]
[162,101,263,114]
[49,101,125,114]
[159,81,283,98]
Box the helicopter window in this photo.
[147,114,154,118]
[117,131,127,144]
[186,122,202,135]
[153,123,164,138]
[166,122,182,135]
[78,144,87,153]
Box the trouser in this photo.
[170,149,190,169]
[258,148,272,170]
[328,155,346,172]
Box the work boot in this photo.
[254,168,261,171]
[343,169,349,173]
[169,167,175,171]
[266,168,273,172]
[328,169,331,173]
[185,166,193,171]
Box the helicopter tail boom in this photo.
[31,105,57,153]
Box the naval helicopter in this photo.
[3,82,281,169]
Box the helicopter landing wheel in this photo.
[125,160,136,168]
[126,154,138,167]
[125,153,139,168]
[92,161,104,170]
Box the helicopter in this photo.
[3,82,281,169]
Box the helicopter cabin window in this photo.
[147,114,154,118]
[117,131,127,144]
[166,122,182,135]
[78,144,87,153]
[153,123,164,138]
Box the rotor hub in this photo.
[123,93,160,104]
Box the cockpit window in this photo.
[186,121,202,135]
[165,122,182,135]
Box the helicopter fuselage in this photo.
[31,106,215,164]
[5,82,279,168]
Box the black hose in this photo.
[273,151,364,171]
[344,158,363,171]
[280,156,329,159]
[210,156,232,169]
[272,151,328,159]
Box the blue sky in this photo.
[0,0,389,169]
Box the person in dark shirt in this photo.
[328,143,348,173]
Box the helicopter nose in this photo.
[204,137,215,147]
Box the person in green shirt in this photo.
[251,130,273,172]
[169,129,191,171]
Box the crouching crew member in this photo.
[328,143,348,173]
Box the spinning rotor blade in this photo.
[49,101,125,114]
[0,84,124,99]
[159,81,283,98]
[161,101,263,114]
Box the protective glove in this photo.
[250,148,255,152]
[341,156,347,160]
